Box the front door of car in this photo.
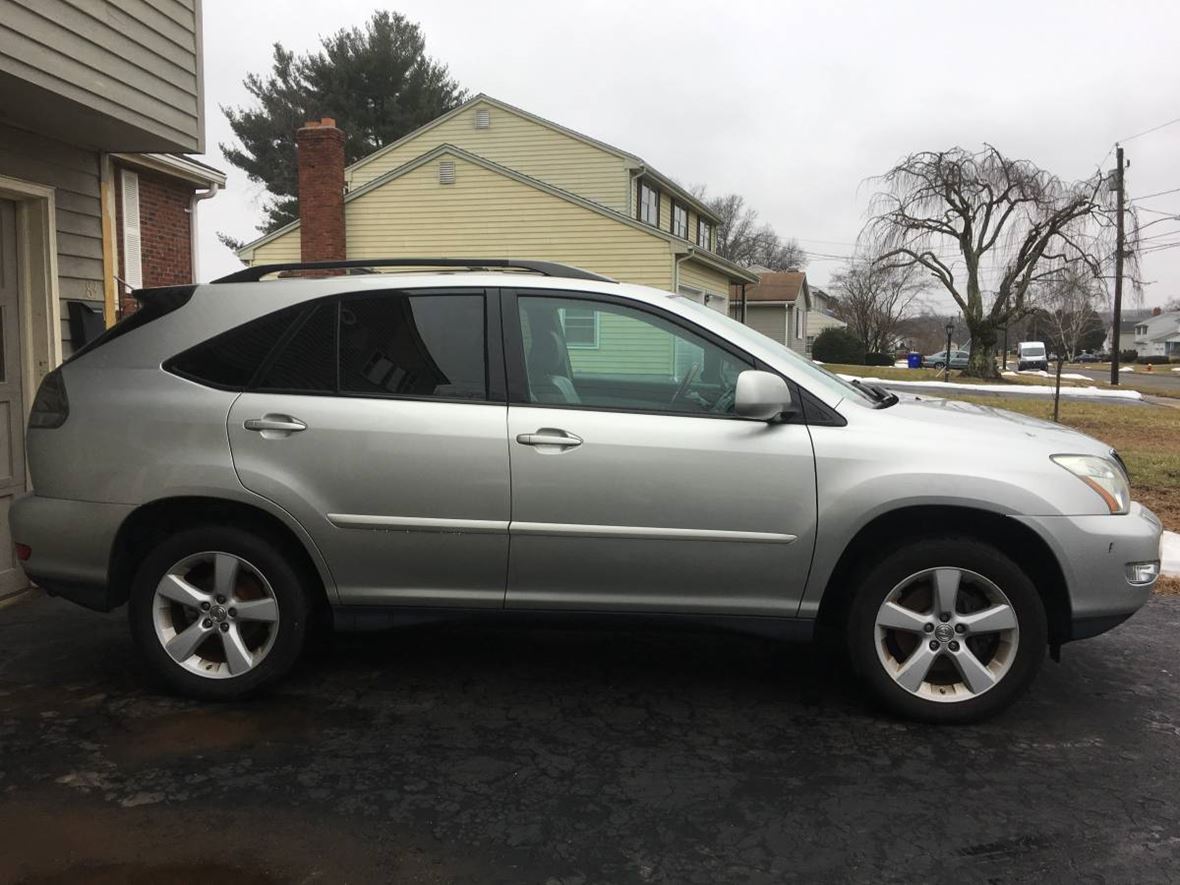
[502,290,818,617]
[224,287,510,607]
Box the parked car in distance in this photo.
[1074,352,1101,363]
[924,349,970,370]
[1018,341,1049,371]
[11,258,1162,724]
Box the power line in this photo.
[1131,185,1180,202]
[1120,115,1180,144]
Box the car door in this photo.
[502,289,817,617]
[224,287,511,607]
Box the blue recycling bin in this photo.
[907,351,922,369]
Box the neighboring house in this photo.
[237,95,758,312]
[110,153,225,315]
[0,0,211,599]
[1104,318,1141,354]
[1133,310,1180,359]
[727,271,811,355]
[805,287,847,355]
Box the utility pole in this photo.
[1110,145,1125,386]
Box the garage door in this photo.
[0,199,27,598]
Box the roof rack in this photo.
[212,258,616,284]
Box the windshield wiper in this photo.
[851,379,899,408]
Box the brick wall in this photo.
[115,165,195,314]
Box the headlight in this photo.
[1051,455,1130,514]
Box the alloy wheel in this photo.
[874,567,1019,703]
[152,551,280,679]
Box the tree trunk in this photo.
[963,319,1000,379]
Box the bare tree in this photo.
[1041,267,1108,422]
[831,258,925,355]
[695,190,807,270]
[863,145,1135,378]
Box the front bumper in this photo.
[1013,502,1162,641]
[9,493,133,612]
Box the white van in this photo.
[1017,341,1048,371]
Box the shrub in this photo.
[1120,349,1138,364]
[864,352,894,366]
[1138,355,1172,365]
[812,328,866,364]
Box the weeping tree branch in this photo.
[860,145,1138,378]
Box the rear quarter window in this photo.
[166,304,308,390]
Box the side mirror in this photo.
[735,370,794,421]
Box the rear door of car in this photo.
[205,287,511,607]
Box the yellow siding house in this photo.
[238,95,757,308]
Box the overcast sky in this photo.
[194,0,1180,311]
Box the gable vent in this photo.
[474,108,491,129]
[438,160,456,185]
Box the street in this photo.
[3,592,1180,884]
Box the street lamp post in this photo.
[944,321,955,382]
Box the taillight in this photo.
[29,368,69,429]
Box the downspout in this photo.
[189,183,221,282]
[673,247,695,295]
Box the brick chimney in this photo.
[296,117,346,262]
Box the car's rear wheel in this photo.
[931,361,945,370]
[847,537,1046,723]
[128,526,312,700]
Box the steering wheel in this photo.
[670,363,701,406]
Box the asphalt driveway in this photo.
[2,592,1179,884]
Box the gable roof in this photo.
[1136,311,1180,340]
[744,271,809,305]
[345,93,720,224]
[237,143,757,284]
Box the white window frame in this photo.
[638,181,659,226]
[671,202,688,239]
[560,307,600,349]
[697,217,713,250]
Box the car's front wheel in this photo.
[847,537,1046,723]
[128,525,312,700]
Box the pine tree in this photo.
[222,11,467,233]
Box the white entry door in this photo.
[0,199,28,597]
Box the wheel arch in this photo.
[108,495,336,611]
[814,505,1071,648]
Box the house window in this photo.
[806,334,816,354]
[638,180,660,226]
[671,203,688,239]
[560,307,599,348]
[697,218,713,250]
[795,306,804,340]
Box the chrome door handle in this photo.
[244,415,307,433]
[516,429,583,448]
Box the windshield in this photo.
[1022,345,1046,357]
[672,297,877,405]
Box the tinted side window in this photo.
[339,293,487,400]
[253,301,337,392]
[167,305,304,390]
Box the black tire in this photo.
[847,536,1046,724]
[932,361,945,370]
[128,525,313,700]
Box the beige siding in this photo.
[0,123,103,352]
[0,0,202,152]
[567,313,675,377]
[348,100,631,212]
[341,153,674,289]
[251,226,302,265]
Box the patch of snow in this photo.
[1172,367,1180,373]
[1016,370,1092,381]
[1120,366,1135,373]
[893,361,910,369]
[812,360,824,365]
[1162,531,1180,578]
[1000,371,1017,377]
[839,374,1144,400]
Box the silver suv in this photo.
[11,259,1162,723]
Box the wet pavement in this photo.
[2,592,1180,884]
